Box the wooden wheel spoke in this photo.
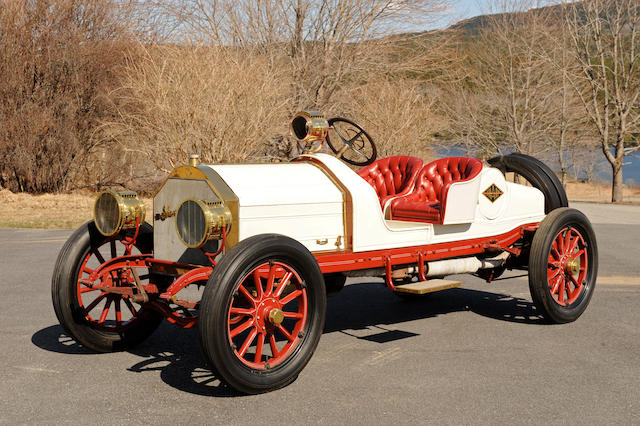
[563,229,573,254]
[276,324,294,342]
[114,298,122,325]
[123,298,137,316]
[253,270,263,299]
[547,268,561,280]
[280,289,302,306]
[254,332,265,363]
[92,249,106,264]
[265,264,277,295]
[79,286,97,294]
[110,240,117,259]
[274,272,293,298]
[98,296,113,323]
[83,292,107,315]
[567,273,581,288]
[556,234,564,253]
[558,280,566,304]
[230,318,254,338]
[550,275,562,295]
[269,334,279,357]
[229,307,254,317]
[282,311,303,320]
[238,328,258,357]
[238,285,256,303]
[567,234,579,255]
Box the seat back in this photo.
[412,157,483,203]
[357,156,423,207]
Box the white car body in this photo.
[156,153,545,258]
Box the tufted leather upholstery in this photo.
[389,157,483,223]
[357,156,424,208]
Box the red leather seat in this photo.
[389,157,483,224]
[357,156,424,209]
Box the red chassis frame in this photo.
[82,222,538,329]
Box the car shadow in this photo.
[32,281,542,397]
[325,281,543,333]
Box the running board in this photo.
[393,279,462,295]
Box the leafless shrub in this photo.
[332,79,446,160]
[101,44,293,172]
[0,0,135,193]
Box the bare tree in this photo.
[542,12,596,186]
[564,0,640,202]
[168,0,448,110]
[445,1,560,158]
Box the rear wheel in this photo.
[199,234,326,394]
[528,208,598,323]
[51,221,163,352]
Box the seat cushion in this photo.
[357,156,423,208]
[388,157,483,224]
[390,200,441,222]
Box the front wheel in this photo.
[51,221,163,352]
[199,234,326,394]
[528,208,598,323]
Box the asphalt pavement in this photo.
[0,203,639,424]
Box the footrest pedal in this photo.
[393,279,462,295]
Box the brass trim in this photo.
[94,190,146,237]
[152,165,240,248]
[175,198,232,248]
[294,156,353,251]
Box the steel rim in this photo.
[227,261,308,370]
[547,226,588,306]
[76,238,146,332]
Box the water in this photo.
[436,145,640,187]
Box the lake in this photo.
[437,146,640,187]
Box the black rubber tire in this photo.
[488,153,568,213]
[51,221,163,352]
[198,234,326,394]
[324,273,347,296]
[528,208,598,323]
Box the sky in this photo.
[432,0,559,30]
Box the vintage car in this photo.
[52,111,598,394]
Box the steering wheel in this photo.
[326,117,377,167]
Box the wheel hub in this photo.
[255,297,282,330]
[267,308,285,325]
[565,257,580,275]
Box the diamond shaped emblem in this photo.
[483,184,503,203]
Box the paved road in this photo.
[1,204,639,424]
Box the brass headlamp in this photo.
[175,199,232,248]
[290,110,329,153]
[94,190,146,237]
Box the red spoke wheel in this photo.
[529,208,598,323]
[52,221,162,352]
[199,234,326,394]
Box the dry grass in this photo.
[2,179,638,230]
[0,189,152,229]
[565,181,640,203]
